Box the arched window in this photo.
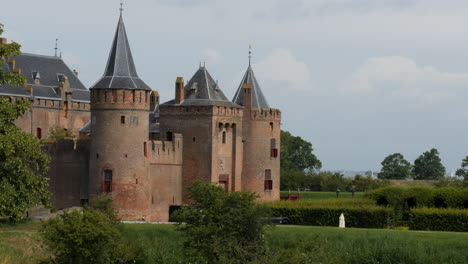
[102,170,113,193]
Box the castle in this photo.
[0,12,281,221]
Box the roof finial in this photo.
[54,38,59,57]
[248,45,252,66]
[203,61,206,68]
[119,0,124,15]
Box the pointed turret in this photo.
[91,14,150,90]
[232,65,270,109]
[162,65,240,107]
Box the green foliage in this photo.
[455,156,468,181]
[48,126,75,140]
[0,24,26,87]
[266,199,393,228]
[402,186,434,208]
[432,187,466,208]
[378,153,412,180]
[280,191,364,200]
[280,130,321,172]
[173,180,269,264]
[413,148,446,180]
[41,195,143,264]
[409,207,468,232]
[0,97,50,222]
[281,170,389,192]
[364,187,406,207]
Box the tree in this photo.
[0,24,50,222]
[455,156,468,181]
[49,126,75,140]
[41,196,143,264]
[378,153,412,180]
[413,148,446,180]
[281,130,321,172]
[173,180,269,264]
[0,24,26,86]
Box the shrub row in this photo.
[267,200,394,228]
[409,208,468,232]
[365,186,468,209]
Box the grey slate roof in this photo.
[162,66,241,108]
[0,53,90,102]
[90,14,151,91]
[232,65,270,109]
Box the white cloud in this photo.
[254,49,313,90]
[201,48,223,66]
[346,56,468,103]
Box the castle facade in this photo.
[0,13,281,221]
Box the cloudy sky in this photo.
[3,0,468,173]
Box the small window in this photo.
[270,122,274,131]
[103,170,113,193]
[144,142,147,157]
[121,116,125,124]
[222,131,226,144]
[36,128,42,139]
[264,169,272,191]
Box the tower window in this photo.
[121,116,125,124]
[270,122,274,131]
[103,170,113,193]
[270,138,278,158]
[222,131,226,144]
[144,142,147,157]
[264,169,273,191]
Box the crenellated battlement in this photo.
[160,105,243,117]
[148,133,183,164]
[249,108,281,121]
[91,89,151,110]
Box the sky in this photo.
[2,0,468,173]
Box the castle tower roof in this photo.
[232,65,270,109]
[162,66,240,107]
[90,14,150,90]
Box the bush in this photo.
[432,187,464,209]
[364,187,405,207]
[409,208,468,232]
[402,186,434,208]
[266,200,394,228]
[41,195,143,264]
[173,180,269,264]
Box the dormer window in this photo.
[191,82,198,94]
[32,71,40,84]
[57,74,65,82]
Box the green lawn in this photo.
[2,221,467,263]
[281,191,364,200]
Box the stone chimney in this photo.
[8,58,16,70]
[175,77,185,104]
[242,83,253,110]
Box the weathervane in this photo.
[119,0,124,14]
[54,38,59,57]
[248,45,252,65]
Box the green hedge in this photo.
[365,186,468,209]
[409,208,468,232]
[267,200,393,228]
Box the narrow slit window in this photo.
[144,142,147,157]
[36,128,42,139]
[222,131,226,144]
[121,116,125,124]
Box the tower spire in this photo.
[119,0,124,15]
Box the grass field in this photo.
[280,191,364,200]
[1,221,467,263]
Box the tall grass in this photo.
[1,222,467,263]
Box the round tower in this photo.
[88,13,152,220]
[233,64,281,201]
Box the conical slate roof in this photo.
[162,66,240,107]
[232,65,269,109]
[90,14,150,90]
